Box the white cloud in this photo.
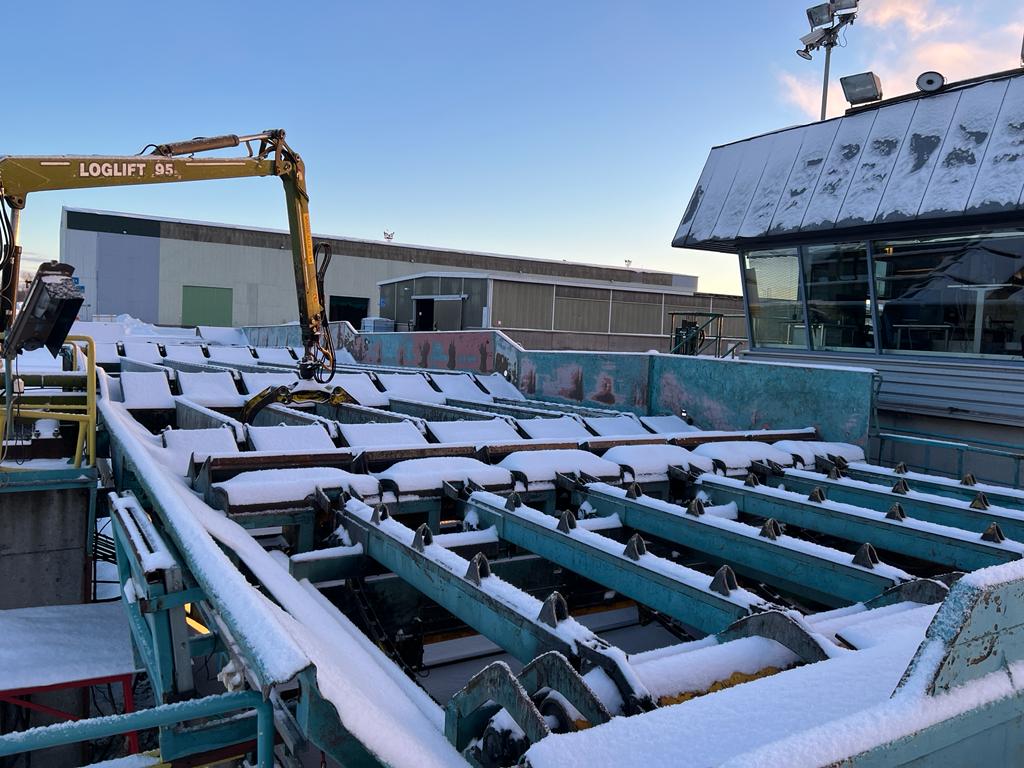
[860,0,956,38]
[778,71,854,120]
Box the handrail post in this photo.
[65,335,96,467]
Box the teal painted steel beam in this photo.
[699,475,1022,571]
[229,508,316,553]
[763,468,1024,542]
[294,669,391,768]
[339,497,652,712]
[579,483,901,606]
[466,491,759,635]
[102,400,312,692]
[0,691,274,767]
[843,463,1024,512]
[289,545,366,583]
[341,500,579,665]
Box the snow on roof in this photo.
[675,69,1024,252]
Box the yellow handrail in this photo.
[66,335,97,468]
[0,336,97,468]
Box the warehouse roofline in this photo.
[376,270,698,296]
[62,207,698,289]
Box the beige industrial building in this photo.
[59,207,744,352]
[377,272,745,351]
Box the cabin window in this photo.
[743,247,806,348]
[874,231,1024,358]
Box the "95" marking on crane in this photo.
[77,161,175,178]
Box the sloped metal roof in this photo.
[673,69,1024,252]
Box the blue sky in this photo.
[6,0,1022,294]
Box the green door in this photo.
[181,285,232,327]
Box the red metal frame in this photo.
[0,673,139,753]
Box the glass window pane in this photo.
[743,248,806,348]
[803,242,873,351]
[379,283,397,320]
[874,231,1024,357]
[396,280,414,326]
[463,279,486,328]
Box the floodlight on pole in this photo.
[795,0,859,120]
[806,3,833,29]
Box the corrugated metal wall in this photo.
[554,285,611,332]
[611,290,662,334]
[490,280,747,343]
[492,280,554,330]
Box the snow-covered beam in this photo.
[577,482,907,606]
[465,490,765,636]
[339,497,653,712]
[699,474,1024,571]
[760,467,1024,543]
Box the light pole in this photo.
[797,1,858,120]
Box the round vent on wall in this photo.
[916,71,945,92]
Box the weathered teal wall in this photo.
[651,356,875,444]
[516,351,650,414]
[243,324,876,445]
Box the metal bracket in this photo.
[719,609,832,664]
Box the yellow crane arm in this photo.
[0,130,332,379]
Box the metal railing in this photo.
[0,335,97,468]
[668,312,747,358]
